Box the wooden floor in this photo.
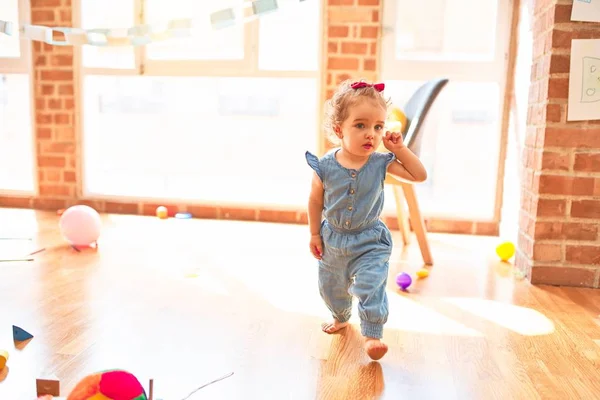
[1,208,600,399]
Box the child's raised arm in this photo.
[384,132,428,183]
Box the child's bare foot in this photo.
[321,319,348,334]
[365,338,388,360]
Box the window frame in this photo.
[0,0,37,196]
[73,0,325,203]
[380,0,514,223]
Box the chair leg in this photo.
[392,185,411,246]
[401,183,433,266]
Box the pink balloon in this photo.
[59,205,102,246]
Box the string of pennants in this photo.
[0,0,305,47]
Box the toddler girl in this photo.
[305,79,427,360]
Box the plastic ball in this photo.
[416,269,429,279]
[387,107,408,133]
[156,206,168,219]
[395,272,412,290]
[67,369,147,400]
[59,205,102,247]
[496,241,516,262]
[0,349,8,370]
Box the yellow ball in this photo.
[416,269,429,279]
[156,206,168,219]
[496,241,516,261]
[388,107,408,133]
[0,349,8,370]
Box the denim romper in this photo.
[306,148,396,339]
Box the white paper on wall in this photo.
[571,0,600,23]
[568,39,600,121]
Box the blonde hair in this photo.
[323,79,391,145]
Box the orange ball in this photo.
[156,206,168,219]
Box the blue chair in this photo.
[384,78,449,266]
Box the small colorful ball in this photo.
[416,269,429,279]
[156,206,168,219]
[0,349,8,370]
[395,272,412,290]
[496,241,516,262]
[67,369,147,400]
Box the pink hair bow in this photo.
[351,81,385,91]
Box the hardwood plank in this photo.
[0,208,600,399]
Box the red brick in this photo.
[341,42,368,54]
[531,266,597,287]
[571,200,600,219]
[41,70,73,81]
[58,84,74,95]
[42,142,75,155]
[360,26,378,39]
[329,26,349,38]
[328,0,354,4]
[64,98,74,110]
[32,0,62,6]
[545,127,600,148]
[54,114,70,124]
[64,171,76,182]
[32,10,55,23]
[363,58,376,71]
[32,198,67,211]
[186,205,219,219]
[39,184,70,197]
[38,156,66,167]
[220,207,257,221]
[573,153,600,172]
[548,78,568,99]
[41,84,54,95]
[552,29,600,49]
[34,55,46,66]
[48,98,61,110]
[37,127,52,139]
[534,222,598,241]
[549,54,570,74]
[105,202,139,214]
[541,151,569,171]
[46,170,61,182]
[553,4,572,23]
[258,210,297,224]
[372,10,379,23]
[358,0,379,4]
[36,113,52,124]
[328,57,359,70]
[51,54,73,66]
[335,73,352,84]
[566,245,600,265]
[533,243,562,262]
[0,196,32,208]
[538,175,595,196]
[60,9,72,23]
[545,104,562,122]
[535,198,567,217]
[328,41,338,53]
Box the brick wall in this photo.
[517,0,600,287]
[0,0,497,236]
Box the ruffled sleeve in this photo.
[383,151,396,168]
[305,151,323,181]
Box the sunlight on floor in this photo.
[440,297,555,336]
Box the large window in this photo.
[77,0,322,207]
[0,0,35,194]
[381,0,512,221]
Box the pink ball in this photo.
[59,205,102,246]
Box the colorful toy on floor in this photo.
[395,272,412,290]
[0,349,8,370]
[59,205,102,247]
[67,369,149,400]
[416,268,429,279]
[496,241,516,262]
[156,206,168,219]
[13,324,33,342]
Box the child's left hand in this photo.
[383,131,405,152]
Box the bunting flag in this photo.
[0,0,304,47]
